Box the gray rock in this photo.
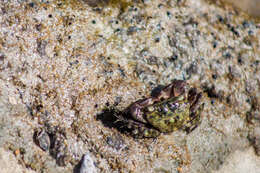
[79,153,97,173]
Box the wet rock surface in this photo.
[0,0,259,172]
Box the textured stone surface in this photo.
[0,148,36,173]
[0,0,259,172]
[213,147,260,173]
[222,0,260,17]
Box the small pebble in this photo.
[35,129,50,151]
[79,153,97,173]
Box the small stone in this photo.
[35,129,50,151]
[79,153,97,173]
[106,135,125,150]
[36,39,47,57]
[127,26,138,35]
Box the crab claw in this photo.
[128,98,154,123]
[157,80,188,100]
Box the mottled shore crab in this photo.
[121,80,204,138]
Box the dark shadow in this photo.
[96,108,131,134]
[82,0,109,7]
[73,155,83,173]
[96,108,119,128]
[150,85,165,97]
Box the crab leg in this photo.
[125,119,161,138]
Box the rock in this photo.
[34,129,50,151]
[79,153,97,173]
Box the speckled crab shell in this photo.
[124,80,203,138]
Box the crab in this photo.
[121,80,204,138]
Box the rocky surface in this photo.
[221,0,260,17]
[0,0,259,172]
